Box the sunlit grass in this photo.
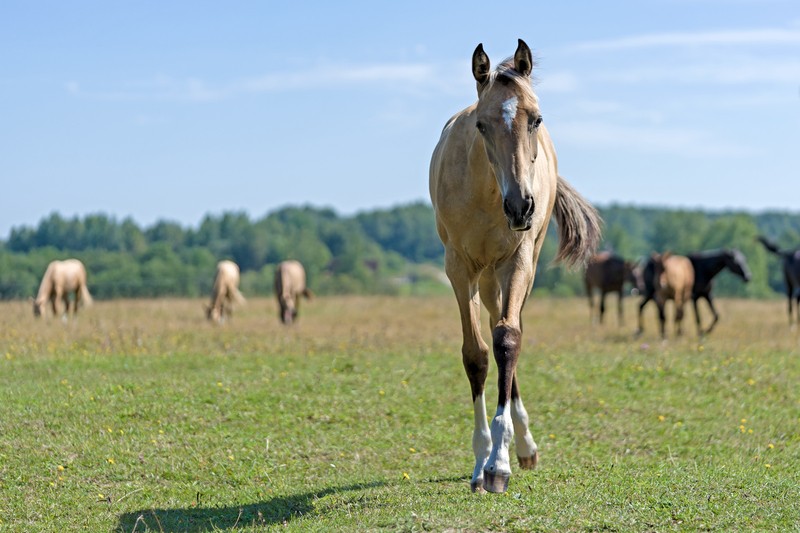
[1,296,798,531]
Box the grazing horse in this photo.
[688,249,751,335]
[758,236,800,326]
[429,40,601,493]
[32,259,92,319]
[205,260,245,324]
[274,260,313,325]
[584,252,638,326]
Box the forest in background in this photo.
[1,203,799,300]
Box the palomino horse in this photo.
[429,40,601,493]
[584,252,638,326]
[636,253,694,338]
[274,260,313,325]
[758,236,800,326]
[32,259,92,319]
[688,249,751,335]
[206,260,245,324]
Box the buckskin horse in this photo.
[205,260,245,324]
[429,40,601,493]
[758,236,800,326]
[636,253,694,339]
[32,259,93,319]
[688,249,751,335]
[584,252,638,326]
[274,260,313,325]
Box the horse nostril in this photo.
[524,195,535,217]
[503,198,513,216]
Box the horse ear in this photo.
[472,43,491,86]
[514,39,533,77]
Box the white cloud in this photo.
[554,120,761,158]
[65,62,460,103]
[570,28,800,52]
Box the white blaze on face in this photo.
[501,96,518,131]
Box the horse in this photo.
[584,252,638,326]
[758,236,800,326]
[636,253,694,339]
[32,259,92,319]
[429,39,601,493]
[205,260,245,324]
[688,249,751,335]
[274,260,313,325]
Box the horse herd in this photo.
[32,257,312,326]
[22,40,800,495]
[585,247,757,338]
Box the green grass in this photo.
[1,296,799,531]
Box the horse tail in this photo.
[552,175,602,268]
[232,286,246,305]
[80,283,93,307]
[757,236,783,256]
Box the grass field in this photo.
[1,295,799,531]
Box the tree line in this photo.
[1,203,799,300]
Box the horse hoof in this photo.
[482,470,510,493]
[518,452,538,470]
[470,480,486,494]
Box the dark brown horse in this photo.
[429,40,601,493]
[688,249,751,335]
[584,252,637,326]
[758,236,800,326]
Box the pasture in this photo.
[1,296,798,531]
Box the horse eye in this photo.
[476,121,486,133]
[534,116,543,128]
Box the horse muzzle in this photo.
[503,195,535,231]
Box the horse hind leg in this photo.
[510,375,538,469]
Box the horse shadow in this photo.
[115,481,386,532]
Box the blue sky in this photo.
[1,0,799,238]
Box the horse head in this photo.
[726,249,752,282]
[472,39,542,231]
[31,297,44,318]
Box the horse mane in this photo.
[488,59,539,106]
[35,262,55,302]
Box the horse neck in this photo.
[36,268,55,302]
[695,254,727,282]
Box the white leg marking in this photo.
[485,402,513,478]
[471,393,492,489]
[510,397,538,460]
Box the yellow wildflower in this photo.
[402,472,410,480]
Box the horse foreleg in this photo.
[692,298,703,336]
[483,322,519,493]
[599,292,606,325]
[585,283,595,324]
[617,290,624,327]
[675,299,686,337]
[483,263,532,493]
[703,294,720,335]
[635,296,650,336]
[656,299,667,339]
[447,256,491,493]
